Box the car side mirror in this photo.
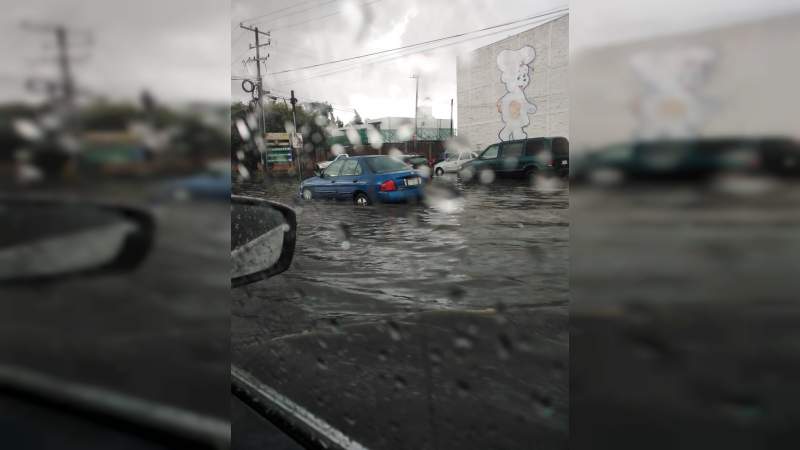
[315,169,322,177]
[0,195,155,283]
[231,195,297,288]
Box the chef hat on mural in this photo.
[497,46,536,85]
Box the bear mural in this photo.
[629,47,716,140]
[496,46,537,141]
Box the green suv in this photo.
[460,136,569,182]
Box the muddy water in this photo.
[234,175,568,331]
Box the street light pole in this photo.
[290,90,301,182]
[410,74,419,154]
[450,98,454,137]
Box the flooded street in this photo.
[232,175,569,450]
[234,176,568,333]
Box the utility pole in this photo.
[20,21,91,179]
[290,90,301,181]
[21,21,91,110]
[410,74,419,154]
[239,23,270,148]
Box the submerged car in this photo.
[460,136,569,181]
[434,151,478,176]
[299,155,424,206]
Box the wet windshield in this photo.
[230,2,570,449]
[366,156,412,173]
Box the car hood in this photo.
[300,176,323,186]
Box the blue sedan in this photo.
[299,155,425,206]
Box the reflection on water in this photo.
[234,176,568,331]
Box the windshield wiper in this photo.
[231,364,368,450]
[0,364,230,449]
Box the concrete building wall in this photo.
[457,14,569,152]
[570,13,800,152]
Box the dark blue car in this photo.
[299,155,424,206]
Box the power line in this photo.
[270,0,385,32]
[239,0,339,26]
[268,12,565,86]
[269,7,568,76]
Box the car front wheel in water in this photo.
[354,192,370,207]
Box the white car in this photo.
[317,153,349,171]
[433,152,478,176]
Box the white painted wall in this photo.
[457,15,569,152]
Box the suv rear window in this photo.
[552,137,569,159]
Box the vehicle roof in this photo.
[346,154,397,160]
[486,136,569,146]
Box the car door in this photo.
[442,154,458,171]
[335,159,362,200]
[476,144,500,173]
[318,158,345,199]
[455,152,468,171]
[498,141,525,176]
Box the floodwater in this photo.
[233,175,568,333]
[232,174,570,450]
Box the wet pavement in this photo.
[570,184,800,449]
[232,175,569,450]
[1,182,230,447]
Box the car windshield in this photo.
[366,156,411,173]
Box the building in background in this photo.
[457,14,569,152]
[570,12,800,153]
[328,109,454,161]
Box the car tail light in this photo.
[379,180,397,192]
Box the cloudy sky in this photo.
[231,0,799,125]
[1,0,795,111]
[0,0,229,105]
[231,0,568,125]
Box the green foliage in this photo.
[79,101,143,130]
[350,109,363,125]
[231,99,336,166]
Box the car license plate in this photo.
[406,177,421,186]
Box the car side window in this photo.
[340,159,359,176]
[482,145,499,159]
[325,159,346,177]
[501,142,524,159]
[353,161,363,176]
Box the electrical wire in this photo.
[270,0,386,32]
[268,12,565,86]
[239,0,340,26]
[269,7,567,76]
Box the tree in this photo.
[350,109,363,125]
